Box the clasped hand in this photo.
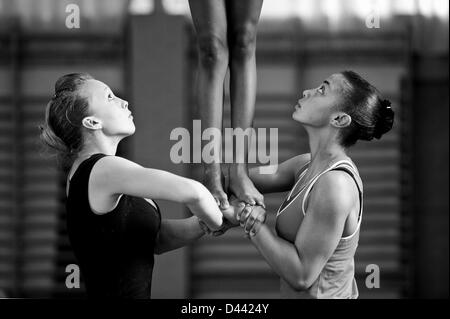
[212,196,266,237]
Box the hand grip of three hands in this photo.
[236,203,266,238]
[199,202,266,238]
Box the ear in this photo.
[81,116,102,130]
[330,113,352,128]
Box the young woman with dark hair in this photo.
[40,73,243,298]
[232,70,395,298]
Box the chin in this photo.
[128,126,136,136]
[292,111,302,123]
[119,127,135,137]
[292,112,312,127]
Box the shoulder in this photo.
[93,155,141,172]
[89,155,143,184]
[281,153,311,174]
[308,170,358,218]
[292,153,311,166]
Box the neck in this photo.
[306,127,347,167]
[77,135,121,159]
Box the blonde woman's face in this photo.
[80,79,135,136]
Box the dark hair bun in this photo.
[373,99,394,139]
[339,71,395,147]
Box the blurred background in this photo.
[0,0,448,299]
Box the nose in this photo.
[122,100,129,109]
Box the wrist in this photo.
[245,217,266,239]
[197,217,211,236]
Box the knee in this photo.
[230,24,257,61]
[197,34,228,68]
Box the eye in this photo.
[317,85,325,95]
[108,93,114,100]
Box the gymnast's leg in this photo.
[188,0,230,208]
[226,0,264,206]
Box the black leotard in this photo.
[66,153,161,298]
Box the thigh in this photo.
[226,0,264,31]
[188,0,228,39]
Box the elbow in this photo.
[291,280,310,292]
[154,246,163,255]
[154,229,168,255]
[154,240,173,255]
[154,237,164,255]
[289,274,315,292]
[184,180,205,204]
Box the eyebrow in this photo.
[321,80,332,92]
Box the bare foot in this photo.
[228,164,265,207]
[203,165,229,209]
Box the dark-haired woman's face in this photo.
[293,73,347,128]
[80,79,135,137]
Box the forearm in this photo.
[154,217,206,255]
[249,224,309,290]
[186,182,223,230]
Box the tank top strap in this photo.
[68,153,108,196]
[295,160,311,180]
[286,160,311,201]
[276,160,311,216]
[331,162,364,239]
[301,160,363,224]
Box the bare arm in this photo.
[90,155,223,230]
[248,171,357,290]
[154,217,206,254]
[155,200,246,253]
[247,153,311,194]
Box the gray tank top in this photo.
[276,159,363,299]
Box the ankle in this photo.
[229,163,248,176]
[204,165,221,176]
